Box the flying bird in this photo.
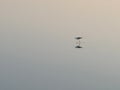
[75,36,82,48]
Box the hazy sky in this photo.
[0,0,120,90]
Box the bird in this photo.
[75,36,82,48]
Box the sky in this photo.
[0,0,120,90]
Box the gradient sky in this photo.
[0,0,120,90]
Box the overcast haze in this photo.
[0,0,120,90]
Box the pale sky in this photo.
[0,0,120,90]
